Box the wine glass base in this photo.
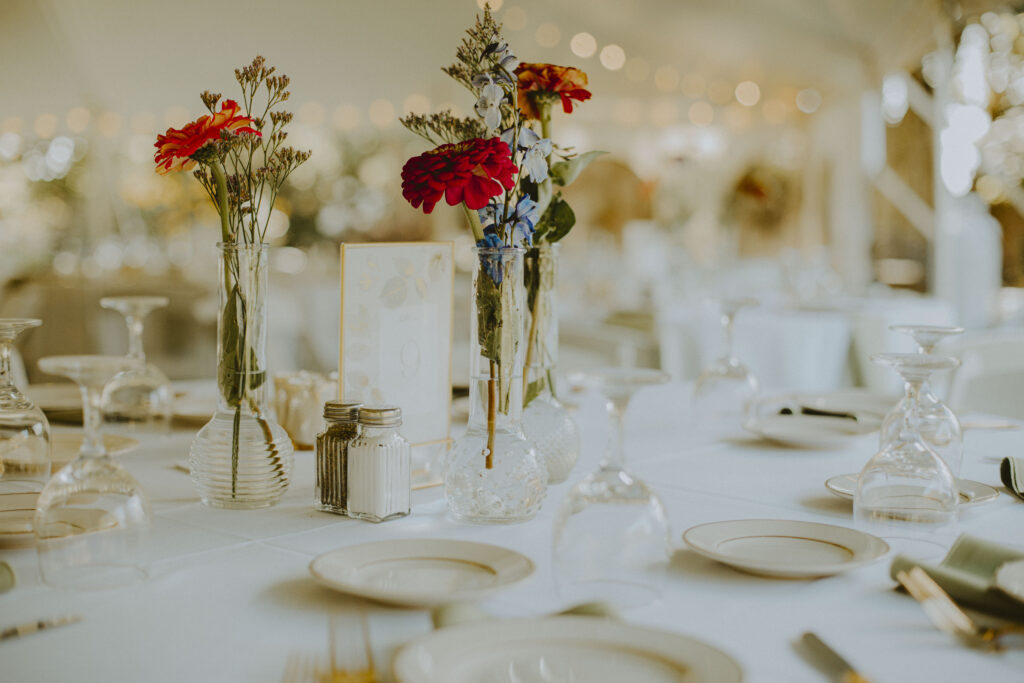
[556,577,661,610]
[41,563,147,590]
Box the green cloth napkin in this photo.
[890,534,1024,622]
[0,562,14,593]
[1000,457,1024,501]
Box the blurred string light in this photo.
[33,114,57,139]
[625,57,650,82]
[681,73,705,97]
[570,32,597,58]
[600,44,626,71]
[368,99,395,128]
[795,88,822,113]
[334,104,362,130]
[881,73,909,125]
[535,23,560,48]
[688,101,713,126]
[502,6,526,30]
[734,80,760,106]
[653,66,679,92]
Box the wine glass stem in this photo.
[0,338,13,391]
[722,312,735,358]
[600,399,627,470]
[79,384,107,457]
[125,315,146,363]
[899,379,924,438]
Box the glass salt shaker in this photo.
[347,405,411,523]
[315,400,361,514]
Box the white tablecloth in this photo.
[2,382,1023,682]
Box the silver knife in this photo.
[800,632,872,683]
[0,615,82,641]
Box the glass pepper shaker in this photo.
[315,400,361,515]
[347,405,411,523]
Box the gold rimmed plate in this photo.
[393,616,742,683]
[309,539,535,608]
[682,519,889,578]
[824,473,999,507]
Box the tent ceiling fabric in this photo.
[0,0,996,119]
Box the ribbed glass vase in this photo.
[189,243,293,509]
[445,246,547,523]
[522,244,579,484]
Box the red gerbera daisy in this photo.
[154,99,261,175]
[401,137,517,213]
[515,63,592,120]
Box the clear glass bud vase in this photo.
[522,244,579,484]
[189,243,293,509]
[445,246,547,523]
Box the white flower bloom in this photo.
[522,144,550,182]
[475,82,505,131]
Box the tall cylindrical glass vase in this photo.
[522,244,579,483]
[189,243,293,509]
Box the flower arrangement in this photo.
[399,7,599,469]
[155,56,310,500]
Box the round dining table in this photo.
[2,380,1022,682]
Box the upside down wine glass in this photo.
[35,355,151,589]
[693,298,760,430]
[855,354,959,555]
[100,296,173,429]
[553,368,671,609]
[882,325,964,476]
[0,319,50,538]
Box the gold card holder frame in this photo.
[339,242,455,475]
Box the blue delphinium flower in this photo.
[500,127,552,183]
[476,228,506,284]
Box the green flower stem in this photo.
[538,103,554,229]
[211,162,231,244]
[462,203,485,242]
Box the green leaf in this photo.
[540,196,575,243]
[549,151,606,187]
[524,378,544,407]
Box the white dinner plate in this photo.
[309,539,535,607]
[994,559,1024,604]
[824,473,999,507]
[0,492,117,548]
[682,519,889,578]
[743,415,873,448]
[0,493,40,548]
[392,616,742,683]
[51,433,140,470]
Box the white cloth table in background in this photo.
[2,381,1022,682]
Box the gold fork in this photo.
[896,567,1024,651]
[281,651,319,683]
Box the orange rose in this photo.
[515,63,592,120]
[154,99,261,175]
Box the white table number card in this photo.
[339,242,454,476]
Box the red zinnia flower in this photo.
[154,99,261,175]
[401,137,517,213]
[515,63,592,119]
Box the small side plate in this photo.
[309,539,535,608]
[824,473,999,507]
[682,519,889,578]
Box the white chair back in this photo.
[947,329,1024,419]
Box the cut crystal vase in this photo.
[445,246,547,523]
